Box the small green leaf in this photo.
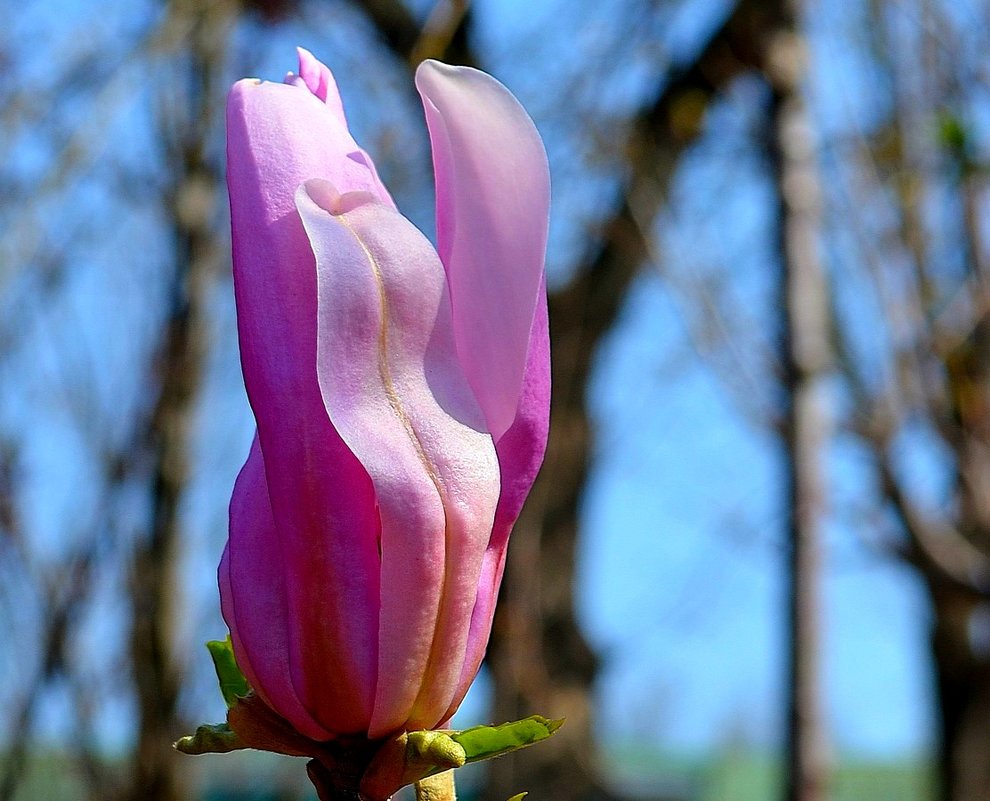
[938,113,967,154]
[174,722,247,755]
[506,794,528,801]
[207,636,249,708]
[450,716,563,763]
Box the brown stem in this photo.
[306,759,363,801]
[304,738,384,801]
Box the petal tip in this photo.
[414,58,461,92]
[229,77,262,97]
[295,46,318,79]
[295,46,332,103]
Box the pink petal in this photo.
[489,288,551,551]
[285,49,395,207]
[221,438,332,740]
[295,180,500,737]
[415,60,551,441]
[228,77,392,733]
[228,76,393,209]
[295,47,341,115]
[441,288,551,720]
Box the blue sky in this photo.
[579,272,934,756]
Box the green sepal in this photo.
[360,717,562,800]
[451,716,563,763]
[406,730,467,771]
[174,722,248,755]
[177,690,320,760]
[207,636,250,707]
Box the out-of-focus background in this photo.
[2,0,989,799]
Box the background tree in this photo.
[651,2,990,799]
[486,2,807,797]
[762,2,831,798]
[819,2,990,798]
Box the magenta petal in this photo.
[490,288,551,551]
[441,288,551,720]
[228,77,390,733]
[415,60,551,441]
[221,438,332,741]
[296,46,331,102]
[295,47,349,124]
[295,180,500,737]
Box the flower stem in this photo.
[414,770,457,801]
[306,757,363,801]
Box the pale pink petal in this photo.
[220,438,332,740]
[415,60,551,441]
[441,289,551,720]
[228,78,392,733]
[295,180,500,737]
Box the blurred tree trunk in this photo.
[761,3,830,800]
[485,2,792,798]
[924,317,990,801]
[123,3,233,800]
[930,567,990,801]
[924,111,990,801]
[858,266,990,801]
[353,0,474,67]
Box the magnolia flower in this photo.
[219,49,550,742]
